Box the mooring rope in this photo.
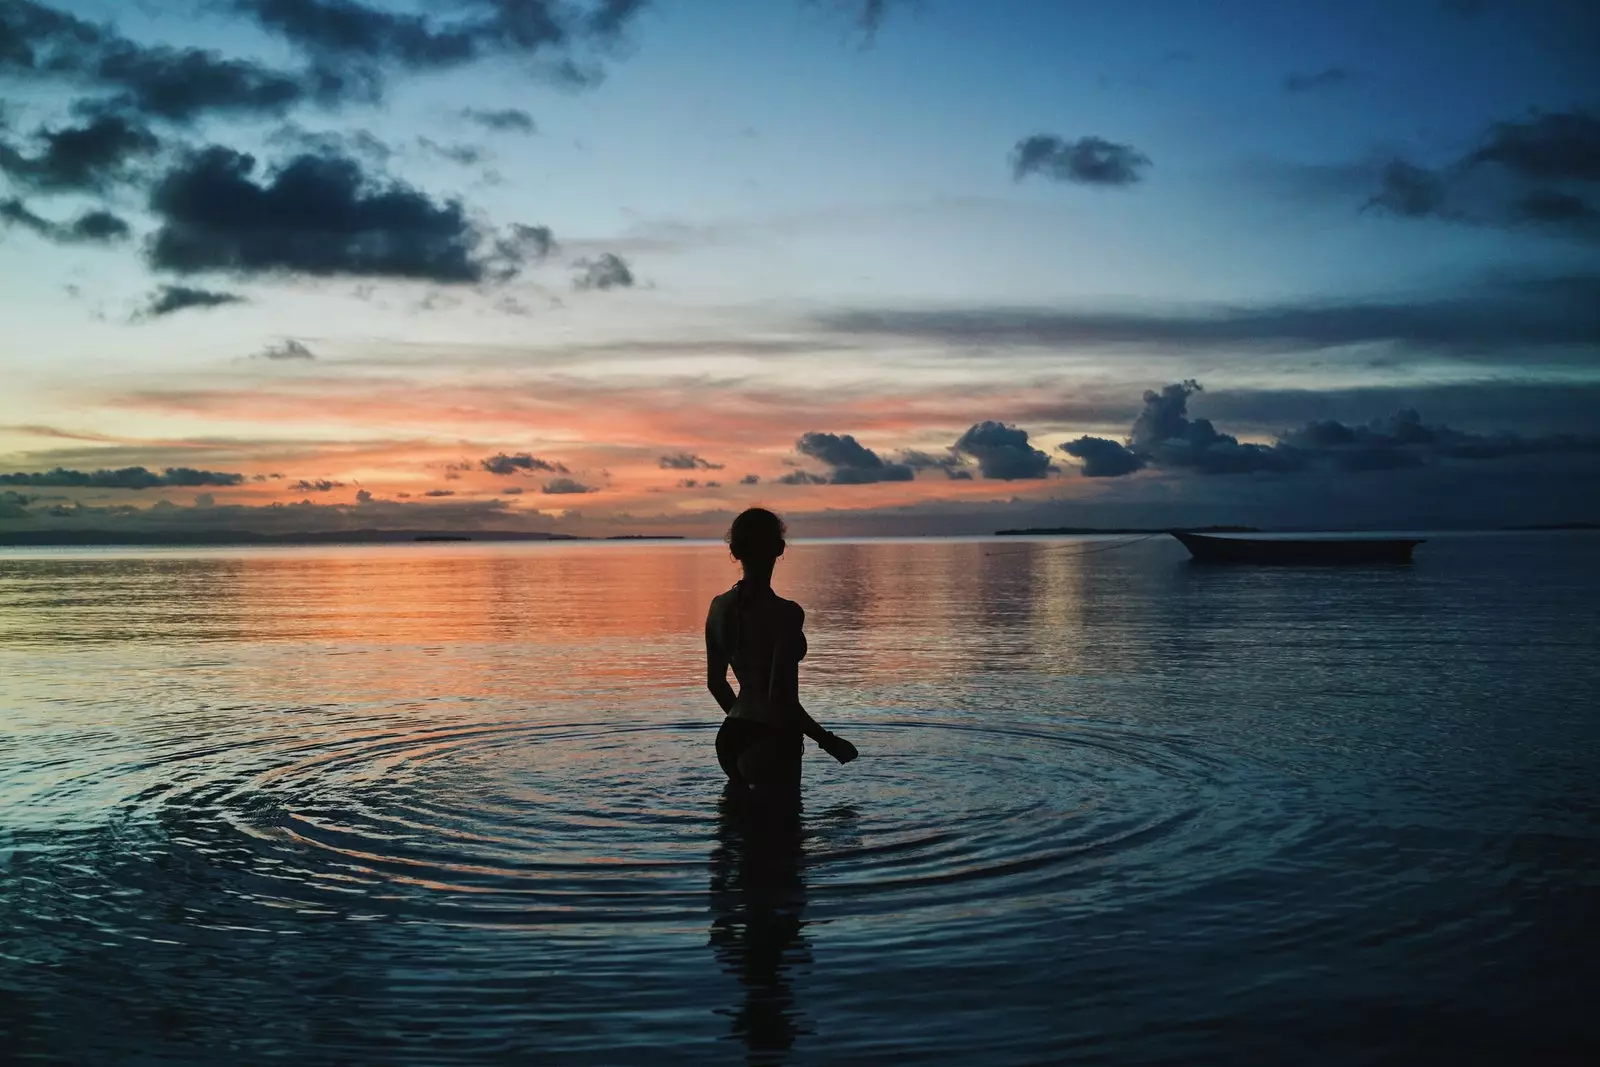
[982,531,1166,558]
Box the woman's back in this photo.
[707,582,806,726]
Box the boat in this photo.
[1170,530,1423,564]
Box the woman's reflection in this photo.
[707,784,812,1061]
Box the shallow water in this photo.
[2,533,1598,1064]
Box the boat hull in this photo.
[1170,531,1423,564]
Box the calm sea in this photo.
[2,533,1597,1065]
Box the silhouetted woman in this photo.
[707,508,857,797]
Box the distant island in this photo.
[1502,521,1600,531]
[1,529,584,547]
[995,525,1261,536]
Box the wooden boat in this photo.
[1170,530,1423,564]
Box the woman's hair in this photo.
[726,507,786,563]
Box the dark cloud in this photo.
[1465,110,1600,183]
[542,477,596,494]
[952,421,1053,480]
[1364,110,1600,238]
[1060,436,1146,477]
[1126,381,1297,474]
[417,137,485,166]
[1364,158,1450,218]
[814,274,1600,357]
[232,0,477,69]
[676,478,698,488]
[140,285,245,318]
[0,465,244,488]
[290,478,344,492]
[1,197,130,244]
[460,107,536,134]
[796,431,914,484]
[1284,67,1350,93]
[1517,188,1596,222]
[1060,380,1600,479]
[659,452,723,470]
[480,452,567,475]
[739,473,760,485]
[0,1,346,122]
[0,114,159,191]
[776,470,828,486]
[148,147,494,282]
[898,448,970,478]
[232,0,648,75]
[1010,134,1150,187]
[423,488,456,497]
[254,339,316,360]
[573,251,634,290]
[268,124,394,164]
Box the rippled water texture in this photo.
[3,534,1598,1064]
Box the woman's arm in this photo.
[705,611,737,714]
[783,602,857,763]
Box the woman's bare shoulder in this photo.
[777,595,805,626]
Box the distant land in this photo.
[1503,521,1600,531]
[0,529,681,547]
[995,525,1261,536]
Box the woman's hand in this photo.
[818,731,859,765]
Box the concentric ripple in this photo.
[5,536,1599,1064]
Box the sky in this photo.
[1,0,1597,537]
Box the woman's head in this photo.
[726,507,786,565]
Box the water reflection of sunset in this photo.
[0,541,1114,710]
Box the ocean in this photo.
[2,532,1597,1064]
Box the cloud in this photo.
[255,339,316,360]
[1364,158,1449,218]
[796,431,914,484]
[659,452,723,470]
[290,478,344,492]
[0,1,347,122]
[480,452,567,475]
[1058,380,1600,479]
[139,285,246,318]
[355,488,372,503]
[147,146,502,282]
[417,137,485,166]
[1284,67,1350,93]
[1,197,130,244]
[898,448,969,478]
[0,115,159,191]
[489,223,557,279]
[739,473,760,485]
[460,107,536,134]
[1060,436,1146,477]
[814,274,1600,357]
[1364,110,1600,238]
[423,488,455,497]
[0,465,245,488]
[573,251,635,290]
[776,470,827,485]
[232,0,648,74]
[542,477,596,494]
[952,421,1053,480]
[1465,110,1600,183]
[1010,134,1151,187]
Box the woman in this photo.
[706,508,858,796]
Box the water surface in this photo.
[2,534,1597,1064]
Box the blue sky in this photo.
[1,0,1597,536]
